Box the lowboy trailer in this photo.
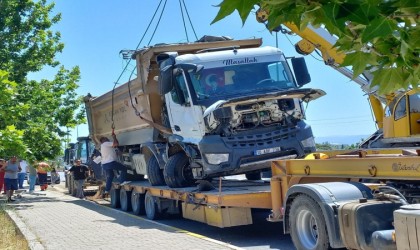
[110,148,420,249]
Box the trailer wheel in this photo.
[290,194,330,250]
[146,156,165,186]
[163,152,195,188]
[120,188,132,212]
[110,187,121,208]
[245,172,261,180]
[131,192,146,215]
[145,191,162,220]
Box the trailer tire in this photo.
[163,152,195,188]
[290,194,330,250]
[120,189,132,212]
[145,191,162,220]
[131,192,146,215]
[146,156,165,186]
[110,187,121,208]
[245,172,262,180]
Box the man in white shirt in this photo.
[18,159,28,189]
[100,132,127,194]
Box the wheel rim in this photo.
[296,209,318,249]
[181,162,194,183]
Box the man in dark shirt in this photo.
[68,159,89,199]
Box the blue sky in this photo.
[37,0,377,143]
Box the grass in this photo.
[0,203,29,250]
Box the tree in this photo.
[0,0,84,161]
[212,0,419,93]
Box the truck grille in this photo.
[223,127,297,149]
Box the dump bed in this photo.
[84,38,262,145]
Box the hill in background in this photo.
[315,135,369,145]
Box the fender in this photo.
[142,142,168,168]
[283,182,373,249]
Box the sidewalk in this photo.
[3,184,241,250]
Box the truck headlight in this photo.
[301,137,315,148]
[205,154,229,165]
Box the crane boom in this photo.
[256,7,420,148]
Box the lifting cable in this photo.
[180,0,198,41]
[111,0,167,131]
[125,0,199,134]
[111,0,199,134]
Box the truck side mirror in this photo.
[158,65,174,95]
[291,57,311,86]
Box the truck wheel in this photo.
[120,188,132,212]
[163,152,195,188]
[146,156,165,186]
[245,172,262,180]
[290,194,330,250]
[131,192,146,215]
[110,187,121,208]
[145,191,162,220]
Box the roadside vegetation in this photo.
[0,205,29,250]
[0,0,85,161]
[213,0,419,93]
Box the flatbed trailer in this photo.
[111,148,420,249]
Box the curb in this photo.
[6,209,45,250]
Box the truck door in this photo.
[408,93,420,136]
[165,71,204,142]
[393,95,410,137]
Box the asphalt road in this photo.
[158,209,296,250]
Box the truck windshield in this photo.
[188,60,296,101]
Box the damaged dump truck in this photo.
[84,37,324,188]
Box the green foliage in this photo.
[212,0,420,93]
[0,0,84,161]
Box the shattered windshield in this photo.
[188,59,297,100]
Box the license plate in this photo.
[254,146,281,156]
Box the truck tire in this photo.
[131,192,146,215]
[245,172,262,180]
[144,191,162,220]
[290,194,330,250]
[120,188,132,212]
[110,187,121,208]
[163,152,195,188]
[146,156,165,186]
[70,176,77,196]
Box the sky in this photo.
[35,0,377,143]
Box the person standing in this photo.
[68,159,89,199]
[37,162,49,191]
[0,159,6,195]
[100,132,127,195]
[2,156,21,202]
[18,159,28,189]
[28,163,37,194]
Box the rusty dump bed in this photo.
[118,179,272,209]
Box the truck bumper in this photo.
[196,121,315,178]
